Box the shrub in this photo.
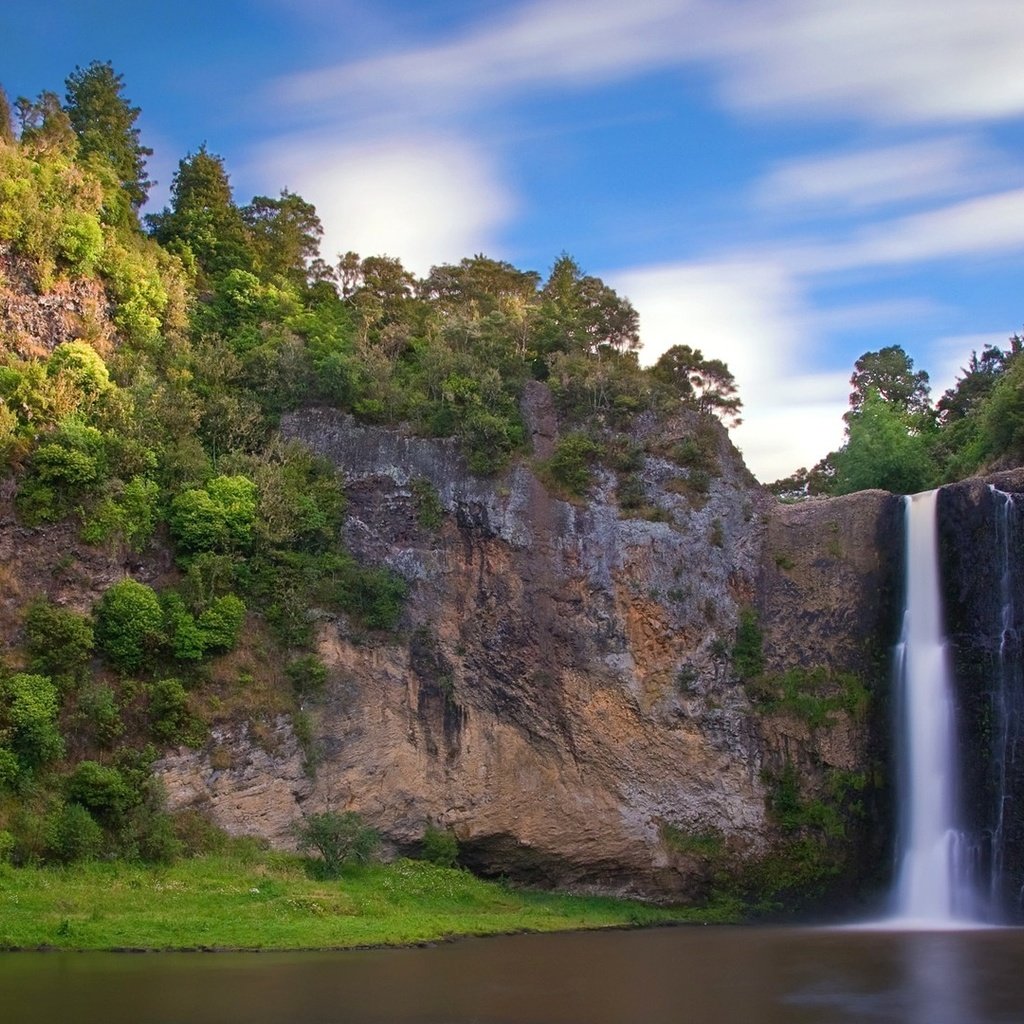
[148,677,203,746]
[169,474,257,557]
[76,683,124,746]
[421,824,459,867]
[732,607,764,681]
[81,475,160,550]
[544,432,603,496]
[3,673,64,768]
[65,760,136,825]
[293,810,379,878]
[195,594,246,652]
[24,601,94,683]
[286,654,328,698]
[95,578,165,671]
[333,562,408,631]
[0,747,19,789]
[44,802,104,864]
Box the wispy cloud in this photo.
[755,137,1006,214]
[714,0,1024,124]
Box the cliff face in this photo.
[939,469,1024,919]
[157,392,901,900]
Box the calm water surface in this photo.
[2,925,1023,1023]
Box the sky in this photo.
[4,0,1024,481]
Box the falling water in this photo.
[988,487,1024,915]
[892,489,972,925]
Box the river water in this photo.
[2,925,1023,1023]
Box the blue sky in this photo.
[4,0,1024,480]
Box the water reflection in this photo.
[2,926,1022,1023]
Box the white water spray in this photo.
[891,490,973,926]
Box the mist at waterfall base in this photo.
[886,487,1024,928]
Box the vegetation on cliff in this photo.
[773,338,1024,497]
[0,62,752,898]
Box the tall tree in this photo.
[0,85,14,145]
[64,61,152,211]
[653,344,742,425]
[846,345,931,421]
[14,91,77,158]
[146,146,250,279]
[241,189,323,287]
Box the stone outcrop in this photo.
[155,401,901,900]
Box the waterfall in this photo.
[891,489,973,925]
[988,487,1024,916]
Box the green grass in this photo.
[0,853,723,951]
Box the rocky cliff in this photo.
[156,390,902,902]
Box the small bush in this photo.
[44,802,104,864]
[732,607,764,681]
[95,578,166,672]
[544,433,603,496]
[293,810,379,878]
[286,654,328,698]
[24,601,94,683]
[3,673,64,769]
[65,760,136,825]
[148,677,203,746]
[420,824,459,867]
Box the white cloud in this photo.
[256,135,515,276]
[756,137,1003,213]
[793,188,1024,274]
[275,0,1024,130]
[277,0,699,119]
[609,259,847,480]
[713,0,1024,125]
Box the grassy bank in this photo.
[0,851,735,951]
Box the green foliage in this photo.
[0,747,20,789]
[332,562,408,631]
[285,655,328,699]
[76,683,124,747]
[293,811,379,878]
[24,601,94,684]
[420,824,459,868]
[2,673,64,769]
[544,432,603,496]
[661,822,726,859]
[831,391,937,495]
[169,474,258,557]
[65,760,136,825]
[411,477,443,529]
[94,578,165,672]
[732,607,764,681]
[64,60,152,214]
[147,678,203,746]
[44,802,104,864]
[81,475,160,550]
[196,594,246,652]
[747,666,869,728]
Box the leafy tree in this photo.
[146,145,250,279]
[535,254,639,359]
[421,824,459,867]
[65,760,136,825]
[846,346,931,422]
[15,91,77,158]
[293,810,378,878]
[0,85,14,144]
[544,432,603,495]
[94,578,166,671]
[832,391,937,495]
[64,60,152,215]
[241,190,323,287]
[653,344,742,425]
[169,474,258,557]
[44,802,103,863]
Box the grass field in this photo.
[0,851,737,951]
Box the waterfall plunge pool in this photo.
[3,925,1024,1024]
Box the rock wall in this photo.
[939,469,1024,920]
[157,396,903,901]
